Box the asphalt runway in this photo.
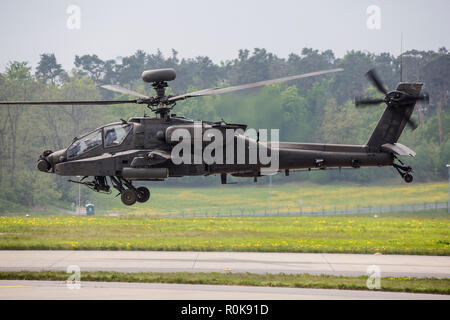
[0,250,449,278]
[0,280,448,300]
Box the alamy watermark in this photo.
[169,121,279,175]
[66,5,81,30]
[366,265,381,290]
[366,5,381,30]
[66,265,81,289]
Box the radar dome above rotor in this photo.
[141,68,176,83]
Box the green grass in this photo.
[0,214,448,254]
[88,181,448,216]
[0,271,448,295]
[1,181,446,216]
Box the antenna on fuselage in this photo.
[400,32,403,82]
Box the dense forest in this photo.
[0,47,448,209]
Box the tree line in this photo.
[0,47,448,210]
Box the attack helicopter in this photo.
[0,68,429,205]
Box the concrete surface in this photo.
[0,280,448,300]
[0,250,449,278]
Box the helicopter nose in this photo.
[37,159,51,172]
[37,149,66,172]
[37,150,53,172]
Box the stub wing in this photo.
[130,150,172,167]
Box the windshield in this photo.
[67,129,102,158]
[103,124,132,148]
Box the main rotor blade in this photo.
[355,97,385,107]
[403,93,430,104]
[366,69,388,95]
[169,68,343,102]
[101,85,150,99]
[0,100,140,106]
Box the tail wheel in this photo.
[404,173,413,183]
[136,187,150,203]
[121,189,137,206]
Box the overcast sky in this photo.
[0,0,449,72]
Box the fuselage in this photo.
[38,114,393,180]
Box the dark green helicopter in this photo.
[0,68,429,205]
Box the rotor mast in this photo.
[141,69,177,119]
[150,81,172,119]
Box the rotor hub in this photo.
[152,81,169,99]
[385,91,404,106]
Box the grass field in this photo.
[0,182,448,254]
[89,181,448,216]
[0,213,448,254]
[0,271,448,295]
[1,181,446,216]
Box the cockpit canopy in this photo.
[67,123,132,159]
[104,124,132,148]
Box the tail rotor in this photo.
[354,69,429,131]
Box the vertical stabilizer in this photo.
[367,82,422,150]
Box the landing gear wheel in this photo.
[393,160,414,184]
[121,189,137,206]
[404,173,413,183]
[136,187,150,203]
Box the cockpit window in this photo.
[67,129,102,159]
[103,124,132,148]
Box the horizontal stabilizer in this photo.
[381,143,416,157]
